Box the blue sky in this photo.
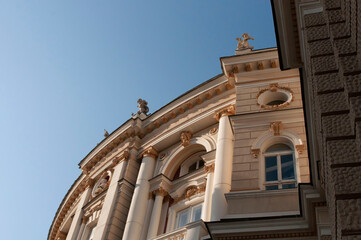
[0,1,276,239]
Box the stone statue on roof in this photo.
[236,33,254,50]
[137,98,149,115]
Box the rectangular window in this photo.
[264,150,296,190]
[175,203,203,229]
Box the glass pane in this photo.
[191,205,202,222]
[281,154,295,180]
[266,185,279,190]
[265,156,278,181]
[266,143,291,152]
[282,183,296,189]
[189,162,197,173]
[177,210,189,228]
[198,160,204,168]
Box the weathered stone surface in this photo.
[332,166,361,195]
[327,139,361,165]
[318,91,349,114]
[337,199,361,232]
[311,55,338,74]
[344,74,361,93]
[304,13,326,27]
[322,113,354,138]
[314,73,343,93]
[306,25,330,42]
[308,39,333,56]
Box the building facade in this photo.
[49,43,329,240]
[272,0,361,239]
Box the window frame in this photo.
[174,202,203,229]
[263,146,297,190]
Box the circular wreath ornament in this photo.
[92,170,112,197]
[257,83,294,110]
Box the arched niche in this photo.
[161,142,210,180]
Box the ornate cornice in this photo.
[215,105,235,121]
[85,177,95,189]
[142,146,158,159]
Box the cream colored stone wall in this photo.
[231,79,310,191]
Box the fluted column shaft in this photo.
[92,150,131,240]
[210,106,234,221]
[65,179,93,240]
[201,164,214,221]
[147,188,168,239]
[123,147,158,240]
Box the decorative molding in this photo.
[180,131,192,147]
[112,150,130,167]
[204,163,215,174]
[142,146,158,159]
[215,105,235,121]
[159,153,166,160]
[85,178,95,189]
[81,216,89,224]
[251,149,260,158]
[295,144,305,154]
[256,83,294,110]
[152,187,168,197]
[209,127,218,135]
[270,121,283,136]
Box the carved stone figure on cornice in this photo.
[137,98,149,115]
[180,131,192,147]
[104,129,109,138]
[215,105,235,121]
[142,146,158,159]
[270,121,283,136]
[236,33,254,50]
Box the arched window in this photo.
[264,143,296,190]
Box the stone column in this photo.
[66,178,94,240]
[147,187,168,239]
[123,146,158,240]
[92,150,130,240]
[210,105,235,221]
[201,163,214,221]
[140,194,155,240]
[75,216,88,240]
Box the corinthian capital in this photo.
[204,163,215,174]
[152,187,168,197]
[215,105,235,121]
[142,146,158,159]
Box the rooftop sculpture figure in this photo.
[236,33,254,50]
[137,98,149,115]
